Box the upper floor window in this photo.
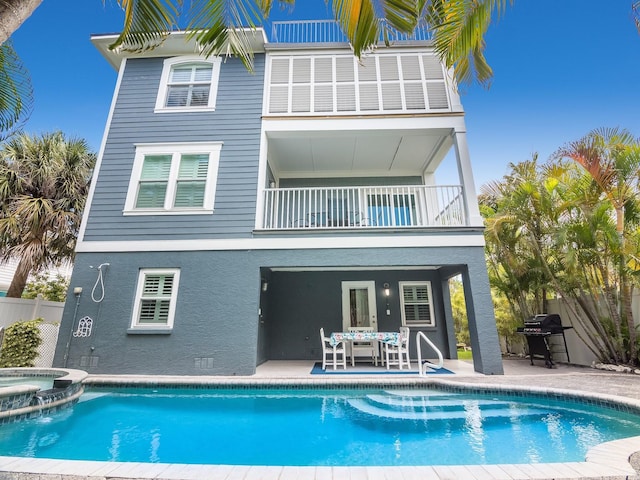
[124,142,223,215]
[155,56,222,113]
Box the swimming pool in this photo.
[0,376,55,391]
[1,385,640,467]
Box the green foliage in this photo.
[449,278,470,345]
[0,318,43,367]
[22,274,69,302]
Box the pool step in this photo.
[347,397,546,421]
[365,394,512,412]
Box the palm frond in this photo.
[187,0,267,71]
[109,0,179,53]
[0,42,33,141]
[331,0,379,56]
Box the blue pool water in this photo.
[0,376,54,390]
[1,387,640,466]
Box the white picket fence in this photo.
[0,296,64,368]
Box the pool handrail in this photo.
[416,331,444,375]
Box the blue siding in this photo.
[83,55,265,241]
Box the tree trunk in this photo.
[5,255,32,298]
[0,0,42,45]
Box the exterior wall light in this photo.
[383,283,390,297]
[262,280,269,292]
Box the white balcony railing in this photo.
[270,20,432,44]
[261,185,465,230]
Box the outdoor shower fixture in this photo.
[90,262,110,303]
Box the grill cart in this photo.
[516,314,572,368]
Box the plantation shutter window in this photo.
[155,56,221,112]
[125,143,222,215]
[135,155,172,208]
[131,269,181,331]
[400,282,435,327]
[139,274,174,325]
[174,154,209,208]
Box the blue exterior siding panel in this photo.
[82,55,265,241]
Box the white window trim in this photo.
[399,281,435,327]
[123,142,223,216]
[155,55,222,113]
[130,268,181,332]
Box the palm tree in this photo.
[0,131,96,298]
[555,127,640,364]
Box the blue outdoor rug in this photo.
[310,362,454,375]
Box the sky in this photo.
[9,0,640,188]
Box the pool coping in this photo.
[0,375,639,480]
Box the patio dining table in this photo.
[329,331,400,346]
[330,331,401,367]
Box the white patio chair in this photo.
[384,326,411,370]
[347,326,379,366]
[320,328,346,370]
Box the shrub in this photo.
[0,318,43,367]
[22,274,69,302]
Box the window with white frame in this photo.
[124,143,222,215]
[400,282,435,327]
[155,56,222,112]
[130,269,180,331]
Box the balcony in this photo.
[261,185,466,231]
[270,19,432,45]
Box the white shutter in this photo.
[335,56,355,82]
[314,57,333,82]
[359,84,379,110]
[269,86,289,113]
[378,56,399,81]
[270,58,290,83]
[336,84,356,111]
[401,56,422,80]
[314,85,334,112]
[426,83,449,109]
[404,83,426,109]
[358,56,377,81]
[381,83,402,110]
[422,54,444,80]
[292,58,311,83]
[292,85,311,112]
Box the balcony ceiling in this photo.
[267,129,453,177]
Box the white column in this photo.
[453,128,483,227]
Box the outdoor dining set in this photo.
[320,326,411,370]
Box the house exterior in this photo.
[53,21,504,376]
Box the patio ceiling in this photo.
[266,128,453,178]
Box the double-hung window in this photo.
[155,56,222,112]
[124,142,222,215]
[130,269,180,332]
[400,281,435,327]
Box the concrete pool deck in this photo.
[1,357,640,480]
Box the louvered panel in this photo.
[426,83,449,109]
[270,58,290,83]
[422,54,444,80]
[268,85,289,113]
[335,56,355,82]
[379,56,399,81]
[358,56,377,81]
[336,84,356,111]
[381,83,402,110]
[314,85,334,112]
[193,65,213,82]
[292,58,311,83]
[314,57,333,82]
[401,56,422,80]
[291,85,311,112]
[404,83,426,109]
[359,84,379,110]
[174,181,205,207]
[141,155,172,179]
[179,154,209,179]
